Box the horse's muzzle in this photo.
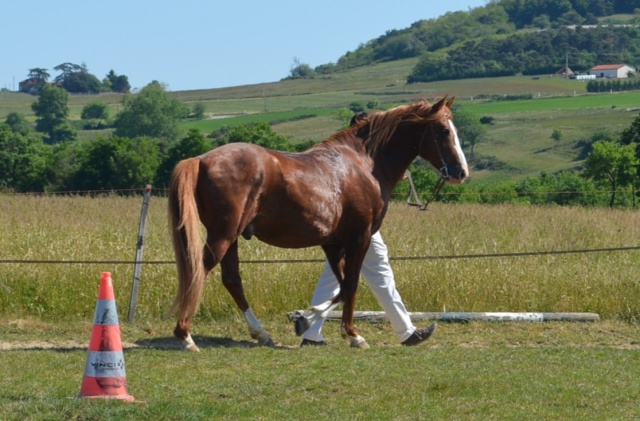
[445,166,468,184]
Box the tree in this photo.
[192,102,206,120]
[155,129,212,187]
[618,112,640,204]
[619,112,640,154]
[81,101,111,120]
[288,57,315,79]
[583,140,639,207]
[551,128,563,149]
[5,112,31,134]
[104,70,131,93]
[53,62,85,83]
[71,135,160,191]
[113,82,189,141]
[333,107,355,128]
[52,62,103,93]
[31,84,77,143]
[452,106,485,155]
[50,121,79,143]
[22,68,50,94]
[0,124,49,191]
[43,141,83,191]
[28,67,50,82]
[62,72,102,94]
[532,14,552,29]
[81,101,111,129]
[210,122,293,151]
[349,102,365,113]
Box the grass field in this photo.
[2,196,640,322]
[2,320,640,420]
[2,195,640,419]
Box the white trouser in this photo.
[303,231,416,343]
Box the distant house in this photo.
[589,64,636,79]
[554,66,574,77]
[18,77,42,94]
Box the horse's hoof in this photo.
[348,335,369,349]
[259,337,276,348]
[184,343,200,352]
[294,316,311,336]
[350,340,369,349]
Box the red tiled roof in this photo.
[591,64,628,70]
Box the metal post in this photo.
[127,185,152,323]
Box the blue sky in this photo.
[2,0,487,92]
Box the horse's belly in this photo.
[252,221,329,249]
[258,236,321,249]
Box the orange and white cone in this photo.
[79,272,135,401]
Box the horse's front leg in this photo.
[220,241,275,347]
[340,274,369,349]
[315,243,369,348]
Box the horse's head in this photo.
[405,97,469,184]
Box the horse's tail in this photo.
[167,157,206,323]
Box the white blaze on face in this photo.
[448,119,468,177]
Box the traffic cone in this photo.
[79,272,135,401]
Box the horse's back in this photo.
[193,142,380,248]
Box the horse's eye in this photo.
[440,127,450,137]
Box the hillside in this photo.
[3,60,640,185]
[327,0,639,81]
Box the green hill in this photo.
[3,60,640,185]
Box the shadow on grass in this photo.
[134,336,298,350]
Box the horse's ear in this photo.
[432,96,448,112]
[446,96,455,108]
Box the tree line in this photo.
[586,77,640,92]
[408,26,639,83]
[2,80,640,208]
[0,82,316,193]
[20,64,130,95]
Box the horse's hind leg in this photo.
[220,240,275,347]
[172,241,219,352]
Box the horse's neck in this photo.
[373,149,418,195]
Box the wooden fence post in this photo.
[127,185,152,323]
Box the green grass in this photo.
[461,91,640,115]
[2,196,640,322]
[2,196,640,419]
[1,320,640,420]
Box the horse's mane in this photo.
[321,99,447,157]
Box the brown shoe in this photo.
[300,338,328,347]
[401,323,437,346]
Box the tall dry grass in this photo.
[1,195,639,323]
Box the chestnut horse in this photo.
[168,97,468,351]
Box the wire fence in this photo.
[2,187,638,198]
[3,187,640,267]
[2,245,640,266]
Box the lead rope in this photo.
[405,170,446,211]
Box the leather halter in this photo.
[406,121,451,211]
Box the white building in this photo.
[589,64,636,79]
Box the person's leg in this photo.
[302,231,436,346]
[360,231,416,342]
[302,260,340,342]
